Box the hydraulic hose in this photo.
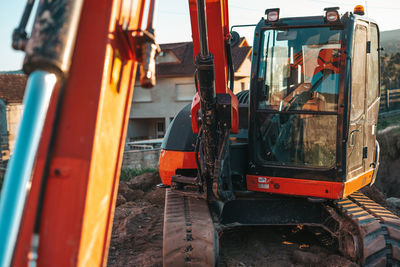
[0,71,57,267]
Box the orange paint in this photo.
[13,83,62,267]
[158,150,197,185]
[191,92,201,133]
[188,0,229,90]
[247,175,344,199]
[12,0,145,266]
[343,169,373,198]
[247,170,374,200]
[188,0,238,134]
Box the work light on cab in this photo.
[265,8,280,23]
[324,7,340,23]
[354,5,365,15]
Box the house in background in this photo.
[0,39,252,153]
[127,38,252,140]
[0,72,27,160]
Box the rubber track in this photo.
[163,189,218,267]
[336,192,400,267]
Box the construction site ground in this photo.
[107,128,400,267]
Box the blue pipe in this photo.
[0,71,57,267]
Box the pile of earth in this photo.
[375,126,400,199]
[107,128,400,267]
[107,172,399,267]
[108,172,349,267]
[107,172,165,267]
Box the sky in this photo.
[0,0,399,71]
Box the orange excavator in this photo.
[160,3,400,267]
[0,1,399,267]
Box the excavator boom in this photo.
[0,0,157,266]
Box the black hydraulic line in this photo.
[145,0,158,34]
[193,72,206,182]
[12,0,36,51]
[196,55,217,196]
[194,0,218,199]
[225,42,234,92]
[18,0,36,32]
[196,0,209,57]
[212,129,229,199]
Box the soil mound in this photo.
[375,127,400,198]
[108,173,164,267]
[108,173,356,267]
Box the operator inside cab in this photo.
[256,22,344,168]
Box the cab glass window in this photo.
[367,24,379,106]
[258,27,344,113]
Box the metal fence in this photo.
[380,88,400,112]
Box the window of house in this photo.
[175,84,195,101]
[133,86,152,102]
[157,122,164,132]
[156,122,165,138]
[156,51,179,64]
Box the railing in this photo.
[380,88,400,112]
[125,138,163,151]
[125,144,157,151]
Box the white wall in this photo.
[6,103,23,156]
[127,66,251,140]
[130,76,195,119]
[128,76,195,140]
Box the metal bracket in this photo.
[349,129,360,147]
[114,24,160,61]
[366,41,371,54]
[114,24,161,88]
[170,174,206,199]
[363,146,368,159]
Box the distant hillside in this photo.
[381,29,400,55]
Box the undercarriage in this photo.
[163,189,400,266]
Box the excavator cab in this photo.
[160,8,399,267]
[247,8,381,199]
[160,8,381,199]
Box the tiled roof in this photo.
[0,73,27,103]
[157,38,252,77]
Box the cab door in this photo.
[364,23,380,174]
[346,23,368,180]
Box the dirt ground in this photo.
[107,173,164,267]
[108,172,362,267]
[107,128,400,267]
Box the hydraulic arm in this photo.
[173,0,238,201]
[0,0,158,266]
